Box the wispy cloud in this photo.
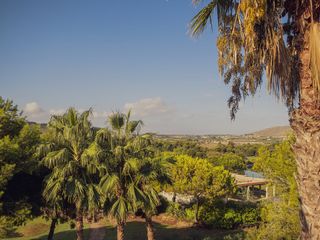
[124,97,174,117]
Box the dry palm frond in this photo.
[309,22,320,97]
[265,35,291,99]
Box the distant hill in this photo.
[27,121,291,139]
[248,126,291,138]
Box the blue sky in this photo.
[0,0,289,134]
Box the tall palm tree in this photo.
[96,111,145,240]
[38,108,100,240]
[189,0,320,238]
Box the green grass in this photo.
[5,217,242,240]
[103,221,241,240]
[6,217,90,240]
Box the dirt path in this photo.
[88,220,106,240]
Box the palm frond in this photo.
[109,197,130,222]
[43,176,63,202]
[100,174,120,195]
[127,120,144,135]
[122,158,140,176]
[127,183,146,210]
[65,179,88,203]
[108,112,126,132]
[190,0,217,37]
[144,187,160,211]
[81,143,101,174]
[95,128,112,148]
[42,148,70,168]
[36,143,55,158]
[87,184,101,212]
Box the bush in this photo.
[0,216,16,238]
[165,200,260,230]
[166,202,186,219]
[241,207,260,226]
[220,209,242,229]
[199,200,260,229]
[165,202,196,222]
[184,207,196,221]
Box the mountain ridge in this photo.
[247,126,291,138]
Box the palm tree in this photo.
[189,0,320,238]
[96,111,145,240]
[126,134,169,240]
[138,156,168,240]
[38,108,100,240]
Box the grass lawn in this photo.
[4,215,242,240]
[6,217,90,240]
[104,221,241,240]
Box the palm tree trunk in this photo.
[47,218,57,240]
[290,22,320,239]
[145,216,155,240]
[117,222,125,240]
[75,208,84,240]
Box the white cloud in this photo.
[124,97,174,117]
[24,102,44,116]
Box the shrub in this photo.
[241,207,260,226]
[0,216,16,238]
[166,202,186,219]
[199,200,260,229]
[185,206,196,221]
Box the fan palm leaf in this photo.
[109,197,130,223]
[108,112,126,132]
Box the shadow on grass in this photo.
[7,231,23,238]
[30,221,242,240]
[29,229,90,240]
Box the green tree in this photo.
[0,97,41,237]
[38,108,100,240]
[0,97,25,139]
[249,138,300,239]
[210,152,246,173]
[190,1,320,237]
[171,154,235,224]
[96,111,145,240]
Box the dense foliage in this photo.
[169,154,235,223]
[0,97,41,237]
[155,139,207,158]
[248,138,300,239]
[0,97,301,240]
[199,200,260,229]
